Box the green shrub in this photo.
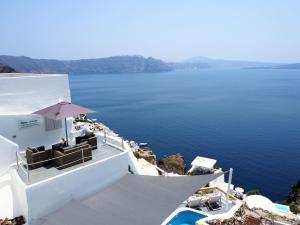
[289,202,300,214]
[186,171,197,176]
[167,160,181,169]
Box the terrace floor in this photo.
[16,142,123,184]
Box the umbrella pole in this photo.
[65,118,69,146]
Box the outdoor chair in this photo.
[26,146,53,169]
[53,142,92,170]
[76,133,97,150]
[206,194,222,211]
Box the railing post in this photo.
[81,148,84,163]
[26,164,30,184]
[104,130,107,143]
[225,168,233,211]
[16,152,19,171]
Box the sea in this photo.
[69,69,300,201]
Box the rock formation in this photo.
[133,147,157,165]
[0,64,16,73]
[157,153,186,175]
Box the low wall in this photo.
[25,152,130,223]
[95,132,143,175]
[10,169,28,221]
[0,135,19,174]
[196,201,244,224]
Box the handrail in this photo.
[104,136,125,151]
[15,140,124,184]
[200,186,237,200]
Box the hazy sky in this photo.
[1,0,300,63]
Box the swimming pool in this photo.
[274,204,290,213]
[165,210,207,225]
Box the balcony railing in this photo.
[15,135,127,184]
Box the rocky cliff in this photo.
[0,64,16,73]
[0,55,172,74]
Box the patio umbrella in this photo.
[32,101,95,145]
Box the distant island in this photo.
[274,63,300,69]
[247,63,300,70]
[0,55,299,74]
[172,56,281,70]
[0,55,172,74]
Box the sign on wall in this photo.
[18,118,42,129]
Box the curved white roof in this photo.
[245,195,275,212]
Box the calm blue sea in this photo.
[69,69,300,201]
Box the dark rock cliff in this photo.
[0,64,16,73]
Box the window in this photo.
[45,118,62,131]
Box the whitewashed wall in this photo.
[0,115,72,151]
[0,74,72,150]
[10,170,28,222]
[0,135,19,174]
[24,152,130,223]
[0,74,70,115]
[95,132,143,175]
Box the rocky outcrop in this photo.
[286,180,300,214]
[207,204,298,225]
[0,216,25,225]
[157,153,186,175]
[133,147,186,175]
[133,147,157,165]
[0,64,16,73]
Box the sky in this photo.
[1,0,300,63]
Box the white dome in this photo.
[245,195,275,212]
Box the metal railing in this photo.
[103,129,126,151]
[15,136,126,184]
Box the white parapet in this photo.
[0,135,19,175]
[0,174,14,219]
[10,151,131,224]
[0,73,70,116]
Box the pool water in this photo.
[166,210,207,225]
[275,204,290,212]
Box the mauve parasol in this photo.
[32,101,95,144]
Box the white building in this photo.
[1,73,272,225]
[0,73,142,224]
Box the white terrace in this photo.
[15,132,127,184]
[0,74,142,223]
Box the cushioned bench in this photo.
[53,142,92,170]
[26,146,53,169]
[76,133,97,150]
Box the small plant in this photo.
[186,171,197,176]
[213,164,220,169]
[133,151,141,159]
